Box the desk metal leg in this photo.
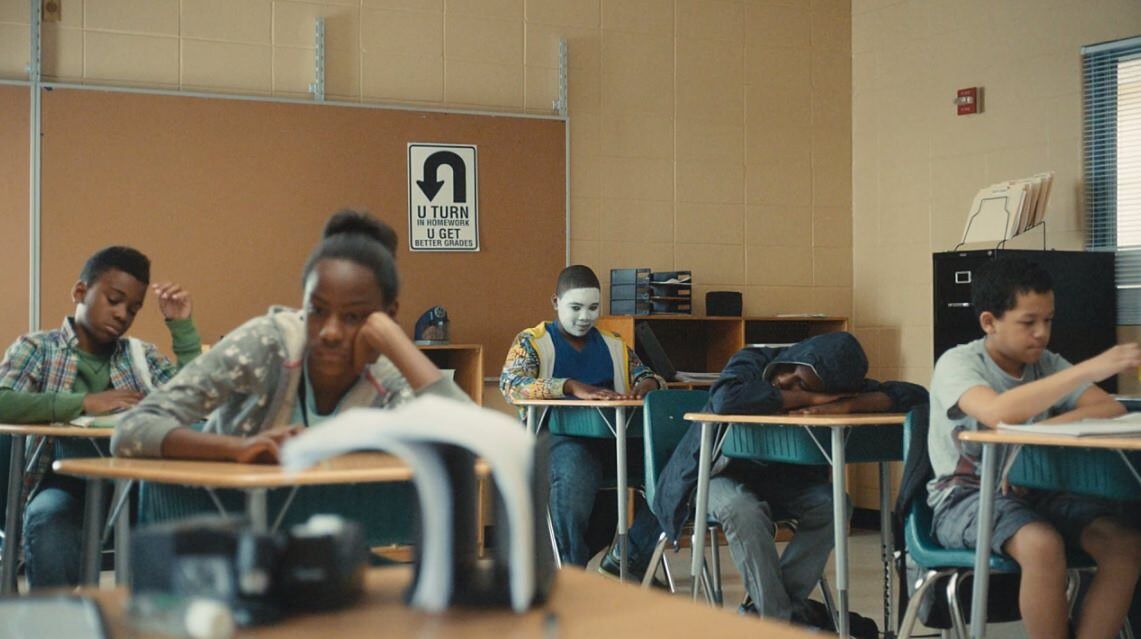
[81,478,107,586]
[832,427,850,639]
[615,406,628,582]
[527,406,537,435]
[247,489,268,532]
[112,479,131,586]
[969,443,998,639]
[880,461,895,639]
[2,434,26,593]
[691,421,714,602]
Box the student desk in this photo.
[957,430,1141,639]
[511,398,642,582]
[82,566,819,639]
[684,412,906,639]
[53,453,462,587]
[0,424,115,594]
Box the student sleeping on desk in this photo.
[653,332,927,628]
[113,209,467,463]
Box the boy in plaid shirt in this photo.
[0,246,200,587]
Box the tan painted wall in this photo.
[0,0,853,356]
[851,0,1141,389]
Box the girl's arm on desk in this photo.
[112,316,278,459]
[159,425,302,464]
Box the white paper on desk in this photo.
[279,397,539,612]
[998,411,1141,437]
[70,413,123,428]
[674,371,722,382]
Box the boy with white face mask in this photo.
[500,265,666,579]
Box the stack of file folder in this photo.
[961,172,1054,245]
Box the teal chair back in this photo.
[140,481,417,548]
[642,389,708,508]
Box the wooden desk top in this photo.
[958,429,1141,451]
[417,343,482,351]
[0,424,114,438]
[683,412,906,426]
[84,567,814,639]
[52,453,481,489]
[665,380,715,388]
[511,398,644,408]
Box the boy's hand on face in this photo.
[153,282,193,320]
[1078,343,1141,383]
[563,379,624,400]
[82,389,144,415]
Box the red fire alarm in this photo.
[955,87,982,115]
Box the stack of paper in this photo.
[997,411,1141,437]
[961,172,1054,245]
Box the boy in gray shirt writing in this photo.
[928,256,1141,639]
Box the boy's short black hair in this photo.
[971,256,1053,319]
[79,246,151,286]
[555,265,601,296]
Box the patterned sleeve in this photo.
[113,317,284,458]
[626,344,667,390]
[0,335,43,392]
[143,341,180,387]
[499,331,565,401]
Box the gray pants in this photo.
[708,468,843,621]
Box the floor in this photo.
[585,528,1030,639]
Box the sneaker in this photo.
[597,548,670,590]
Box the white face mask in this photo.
[555,288,601,337]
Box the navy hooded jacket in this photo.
[650,331,929,545]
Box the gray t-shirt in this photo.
[926,338,1088,510]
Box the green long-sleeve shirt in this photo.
[0,318,201,424]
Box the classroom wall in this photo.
[850,0,1141,391]
[0,0,854,332]
[0,86,29,352]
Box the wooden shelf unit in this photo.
[596,315,848,374]
[418,344,483,405]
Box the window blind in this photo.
[1084,35,1141,324]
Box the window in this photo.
[1084,35,1141,324]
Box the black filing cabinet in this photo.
[933,249,1117,392]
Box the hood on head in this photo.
[761,332,868,392]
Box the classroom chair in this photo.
[640,389,718,597]
[536,403,646,573]
[894,407,1122,639]
[139,482,418,549]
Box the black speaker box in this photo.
[706,291,742,317]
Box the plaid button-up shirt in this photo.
[0,318,180,503]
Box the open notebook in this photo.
[998,411,1141,437]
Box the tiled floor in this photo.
[588,528,1030,638]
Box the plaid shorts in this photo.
[932,488,1117,556]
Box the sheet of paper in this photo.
[998,411,1141,437]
